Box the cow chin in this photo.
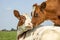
[26,26,33,30]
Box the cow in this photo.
[31,0,60,27]
[13,10,33,40]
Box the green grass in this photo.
[0,31,17,40]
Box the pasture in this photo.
[0,31,17,40]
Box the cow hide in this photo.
[19,25,60,40]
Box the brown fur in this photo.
[31,0,60,27]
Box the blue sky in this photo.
[0,0,54,30]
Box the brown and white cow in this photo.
[31,0,60,27]
[13,10,33,40]
[13,10,60,40]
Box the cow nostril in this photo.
[28,23,30,25]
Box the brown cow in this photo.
[31,0,60,27]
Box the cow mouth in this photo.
[26,26,33,30]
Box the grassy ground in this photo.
[0,31,17,40]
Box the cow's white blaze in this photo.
[32,6,36,16]
[23,14,33,28]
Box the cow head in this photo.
[13,10,33,30]
[31,2,46,27]
[13,10,33,40]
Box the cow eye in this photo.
[22,16,26,20]
[34,13,38,17]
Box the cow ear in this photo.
[33,3,37,7]
[13,10,20,20]
[40,2,46,11]
[33,3,38,8]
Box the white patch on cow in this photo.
[41,29,60,40]
[32,6,36,16]
[38,26,60,40]
[23,14,33,29]
[45,0,47,1]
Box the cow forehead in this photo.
[23,14,31,22]
[23,14,32,26]
[23,14,30,19]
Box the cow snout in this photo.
[26,23,33,30]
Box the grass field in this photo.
[0,31,17,40]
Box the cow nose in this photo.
[28,22,33,27]
[28,23,30,25]
[28,23,32,27]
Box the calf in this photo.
[13,10,33,40]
